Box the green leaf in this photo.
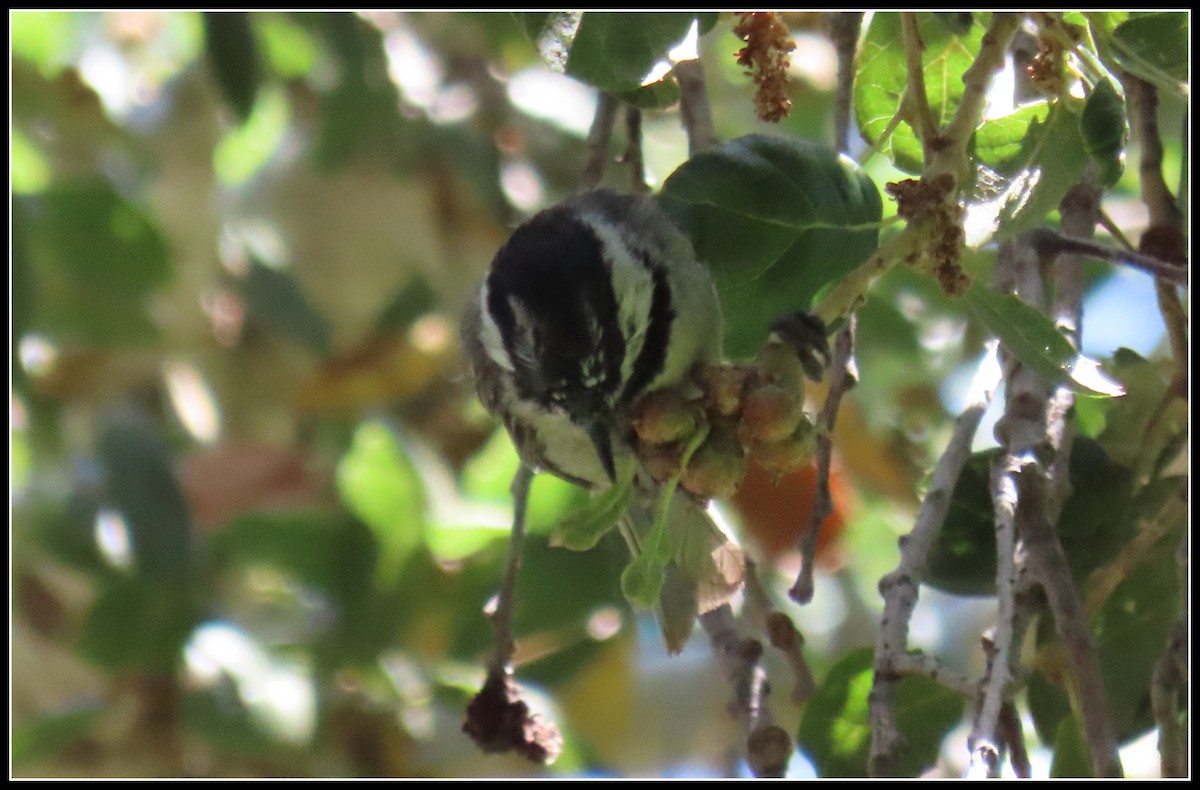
[1079,79,1126,188]
[335,421,427,588]
[967,100,1091,245]
[35,181,172,293]
[659,134,883,359]
[855,13,986,174]
[97,411,194,581]
[79,577,200,672]
[203,12,262,122]
[796,648,965,777]
[524,12,695,93]
[1110,13,1188,95]
[1049,716,1093,778]
[208,511,348,592]
[549,472,634,552]
[961,282,1124,397]
[11,705,105,765]
[241,256,333,357]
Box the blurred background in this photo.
[10,11,1182,778]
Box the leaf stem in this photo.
[487,462,535,676]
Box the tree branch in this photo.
[869,342,1002,776]
[699,604,792,778]
[623,105,649,194]
[1024,227,1188,287]
[487,462,535,677]
[673,57,718,157]
[829,12,863,155]
[900,13,938,158]
[789,319,856,604]
[581,92,620,189]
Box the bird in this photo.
[461,188,745,650]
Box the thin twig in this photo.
[1015,462,1122,777]
[487,462,535,676]
[743,560,816,704]
[987,233,1124,778]
[624,105,649,195]
[789,319,856,604]
[1123,70,1188,395]
[581,93,620,190]
[927,13,1023,185]
[829,12,863,155]
[869,342,1002,776]
[673,57,718,157]
[699,604,792,778]
[1151,533,1188,778]
[1025,227,1188,287]
[900,13,938,158]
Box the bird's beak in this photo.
[585,420,618,484]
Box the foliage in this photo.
[10,10,1188,780]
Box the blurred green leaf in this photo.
[1109,13,1188,95]
[372,275,439,333]
[208,510,347,592]
[213,86,290,186]
[79,576,200,672]
[1049,716,1093,777]
[796,647,964,777]
[241,256,333,356]
[1026,666,1072,747]
[335,421,427,589]
[658,134,882,359]
[522,12,695,93]
[307,13,409,170]
[855,13,986,174]
[1079,79,1126,188]
[35,181,172,293]
[203,12,262,122]
[459,427,590,535]
[9,10,81,76]
[961,282,1123,397]
[258,13,322,78]
[515,532,628,637]
[620,553,666,610]
[10,127,52,194]
[11,705,105,766]
[97,411,194,581]
[549,471,633,552]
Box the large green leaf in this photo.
[796,647,964,777]
[658,134,882,359]
[1049,716,1093,778]
[961,282,1123,397]
[855,12,987,174]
